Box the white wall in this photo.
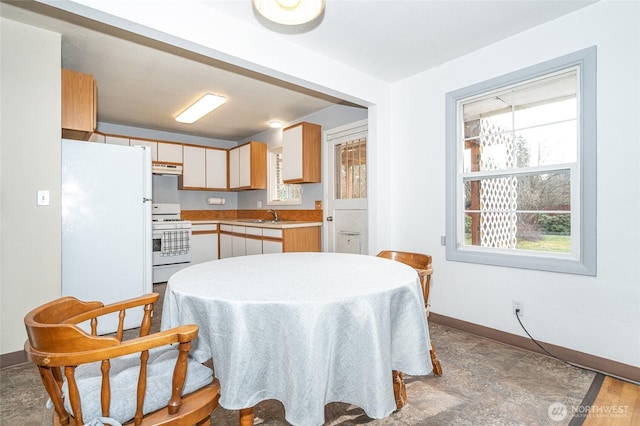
[0,19,62,354]
[389,0,640,367]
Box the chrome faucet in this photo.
[267,209,278,221]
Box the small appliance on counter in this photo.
[152,203,192,283]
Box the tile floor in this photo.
[1,285,595,425]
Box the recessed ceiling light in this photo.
[175,93,227,124]
[269,120,283,128]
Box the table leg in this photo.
[392,370,407,410]
[239,407,255,426]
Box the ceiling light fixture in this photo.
[175,93,227,124]
[253,0,325,26]
[269,120,283,128]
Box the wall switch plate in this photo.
[440,236,446,245]
[257,201,262,208]
[37,190,50,206]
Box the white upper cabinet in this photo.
[180,145,206,188]
[157,142,183,163]
[105,135,129,146]
[228,141,267,190]
[205,148,227,190]
[180,145,227,190]
[282,122,321,183]
[130,138,157,161]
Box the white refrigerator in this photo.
[62,139,152,334]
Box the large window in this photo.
[445,47,596,275]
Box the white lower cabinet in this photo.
[219,225,233,259]
[245,227,263,255]
[191,223,218,264]
[262,228,283,254]
[231,226,246,257]
[219,224,285,257]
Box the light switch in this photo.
[37,190,50,206]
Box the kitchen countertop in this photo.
[190,219,322,229]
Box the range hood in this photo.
[152,163,182,175]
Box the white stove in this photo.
[151,203,192,283]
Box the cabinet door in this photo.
[238,144,251,188]
[206,148,227,189]
[232,236,246,257]
[219,234,233,259]
[231,226,246,257]
[229,147,240,189]
[219,225,233,259]
[262,228,283,254]
[262,240,283,254]
[282,125,303,182]
[245,227,263,255]
[191,227,219,264]
[130,139,158,161]
[158,142,183,163]
[182,145,206,188]
[105,135,129,146]
[61,69,96,140]
[282,122,321,183]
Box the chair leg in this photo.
[392,370,407,410]
[196,417,211,426]
[430,340,443,377]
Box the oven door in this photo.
[152,229,192,266]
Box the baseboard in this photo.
[0,349,28,369]
[429,312,640,384]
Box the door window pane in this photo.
[335,138,367,199]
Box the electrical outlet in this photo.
[512,300,524,316]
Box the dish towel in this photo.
[161,230,190,256]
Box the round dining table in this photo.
[161,252,433,426]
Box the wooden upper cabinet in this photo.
[228,141,267,190]
[282,122,321,183]
[61,68,96,140]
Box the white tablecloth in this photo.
[161,252,432,426]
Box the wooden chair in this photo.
[24,293,220,426]
[377,251,443,377]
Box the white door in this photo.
[323,120,368,254]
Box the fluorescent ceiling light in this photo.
[253,0,325,26]
[175,93,226,123]
[269,120,283,128]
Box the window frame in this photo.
[445,47,597,275]
[267,145,302,206]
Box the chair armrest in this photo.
[64,293,160,325]
[417,268,433,277]
[25,324,200,366]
